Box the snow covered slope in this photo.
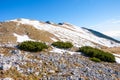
[4,18,120,47]
[13,33,34,42]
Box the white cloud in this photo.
[103,31,120,37]
[91,19,120,32]
[111,20,120,23]
[102,31,120,40]
[90,19,120,40]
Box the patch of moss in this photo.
[79,46,115,62]
[90,57,101,62]
[18,41,48,52]
[52,41,73,49]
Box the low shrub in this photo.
[18,41,48,52]
[79,46,115,62]
[90,57,101,62]
[52,41,73,49]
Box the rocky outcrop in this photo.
[0,46,120,79]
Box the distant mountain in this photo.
[82,27,120,43]
[103,31,120,41]
[91,19,120,41]
[0,18,120,47]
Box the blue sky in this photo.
[1,0,120,39]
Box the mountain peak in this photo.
[9,18,40,24]
[10,18,35,21]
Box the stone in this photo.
[0,78,14,80]
[1,63,11,70]
[10,50,21,54]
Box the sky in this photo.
[0,0,120,40]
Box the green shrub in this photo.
[52,41,73,49]
[18,41,48,52]
[79,46,115,62]
[90,57,101,62]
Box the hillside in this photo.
[0,18,120,48]
[0,18,120,80]
[0,46,120,80]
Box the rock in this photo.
[0,54,4,57]
[10,50,21,54]
[79,77,85,80]
[15,65,20,71]
[0,78,14,80]
[49,70,55,73]
[35,72,39,76]
[0,46,120,79]
[27,67,34,73]
[0,63,11,70]
[58,23,64,25]
[114,71,120,78]
[45,21,54,24]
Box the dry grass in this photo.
[0,22,59,44]
[0,47,15,56]
[0,68,41,80]
[19,24,57,42]
[0,68,26,79]
[102,47,120,54]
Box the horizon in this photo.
[0,0,120,40]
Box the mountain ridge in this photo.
[0,18,120,48]
[82,27,120,43]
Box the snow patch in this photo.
[13,33,34,42]
[10,18,41,27]
[113,54,120,57]
[49,48,80,55]
[113,54,120,64]
[115,57,120,64]
[51,38,58,42]
[49,48,66,54]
